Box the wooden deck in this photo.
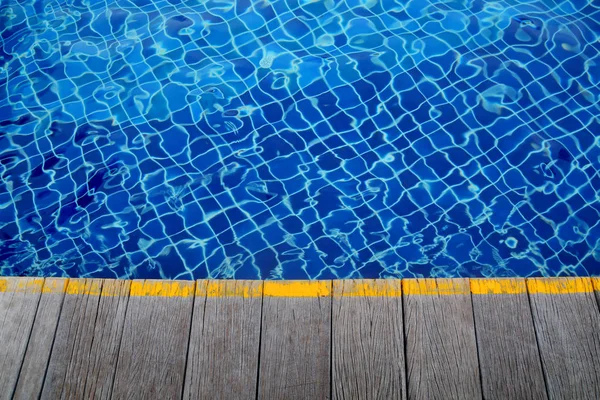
[1,277,600,399]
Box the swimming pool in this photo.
[1,0,599,279]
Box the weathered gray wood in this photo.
[594,278,600,305]
[471,278,547,400]
[38,279,129,399]
[13,278,67,400]
[183,280,262,400]
[0,277,43,400]
[404,278,482,400]
[529,277,600,400]
[258,281,331,400]
[594,277,600,321]
[40,279,104,399]
[82,280,130,399]
[332,279,406,400]
[111,280,195,400]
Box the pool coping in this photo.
[1,276,598,297]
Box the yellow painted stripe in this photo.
[527,277,593,294]
[592,278,600,292]
[129,280,195,297]
[42,278,69,294]
[0,277,44,293]
[333,279,402,297]
[198,280,263,298]
[403,278,470,295]
[591,278,600,292]
[471,278,527,295]
[1,277,599,297]
[66,279,102,295]
[102,279,131,297]
[263,281,331,297]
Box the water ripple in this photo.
[1,0,599,279]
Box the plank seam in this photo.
[108,281,134,400]
[179,281,197,400]
[58,280,104,399]
[9,278,44,400]
[201,281,209,336]
[254,282,265,400]
[468,281,486,399]
[79,280,105,398]
[591,279,600,315]
[526,283,551,399]
[401,286,409,400]
[329,280,333,400]
[37,278,69,400]
[106,283,131,400]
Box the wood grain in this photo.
[82,280,130,399]
[40,279,104,399]
[332,279,405,400]
[471,278,546,400]
[6,276,600,400]
[258,283,331,399]
[12,279,67,400]
[183,280,262,400]
[404,278,482,400]
[529,278,600,400]
[0,278,43,400]
[111,280,195,400]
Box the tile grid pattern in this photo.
[0,0,599,279]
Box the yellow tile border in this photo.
[0,277,599,297]
[102,279,131,297]
[593,278,600,292]
[197,280,263,298]
[403,278,470,296]
[333,279,403,297]
[471,278,527,295]
[42,278,69,294]
[129,280,195,297]
[263,281,331,297]
[0,277,44,294]
[526,277,593,294]
[66,279,102,296]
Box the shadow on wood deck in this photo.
[0,277,599,399]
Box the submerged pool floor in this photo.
[1,0,599,279]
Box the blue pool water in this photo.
[1,0,599,279]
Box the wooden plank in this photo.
[183,280,262,400]
[403,278,482,400]
[258,281,331,400]
[80,280,130,398]
[528,278,600,400]
[111,280,195,400]
[40,279,104,399]
[0,277,43,400]
[594,278,600,305]
[12,278,67,400]
[332,279,406,400]
[471,278,547,400]
[38,279,129,399]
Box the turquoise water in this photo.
[0,0,599,279]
